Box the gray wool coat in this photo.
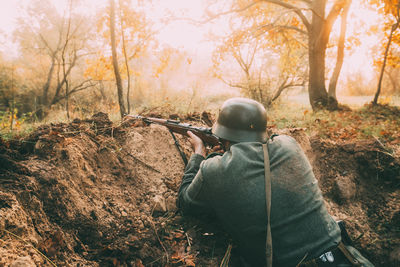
[178,135,341,266]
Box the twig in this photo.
[146,256,164,265]
[159,212,175,224]
[0,228,58,267]
[149,220,169,264]
[84,133,100,146]
[373,135,387,150]
[295,253,308,267]
[73,233,88,253]
[373,136,395,157]
[185,232,191,247]
[127,153,161,173]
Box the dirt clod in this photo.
[10,256,36,267]
[334,175,357,202]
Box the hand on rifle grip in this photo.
[210,145,224,154]
[187,131,206,157]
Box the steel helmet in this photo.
[212,98,267,142]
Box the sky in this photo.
[0,0,385,97]
[0,0,227,58]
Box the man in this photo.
[178,98,374,266]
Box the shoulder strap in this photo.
[263,143,273,267]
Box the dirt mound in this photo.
[0,114,399,266]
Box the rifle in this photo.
[126,115,222,166]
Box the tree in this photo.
[210,0,352,110]
[119,0,132,114]
[384,48,400,95]
[62,0,73,119]
[86,0,154,116]
[0,61,17,130]
[372,0,400,105]
[109,0,126,118]
[212,25,306,106]
[328,0,352,100]
[14,0,94,118]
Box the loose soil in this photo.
[0,113,399,266]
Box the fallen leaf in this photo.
[135,259,145,267]
[185,258,196,266]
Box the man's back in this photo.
[181,135,341,266]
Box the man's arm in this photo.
[177,131,215,216]
[177,153,210,216]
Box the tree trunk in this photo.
[308,0,343,110]
[62,0,73,120]
[42,55,56,106]
[386,70,398,94]
[51,52,77,105]
[119,0,132,114]
[308,42,329,109]
[328,0,351,100]
[10,66,15,131]
[35,54,57,119]
[308,0,329,110]
[109,0,126,118]
[373,22,399,105]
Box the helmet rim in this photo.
[212,123,267,143]
[212,97,267,143]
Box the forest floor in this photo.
[0,109,399,267]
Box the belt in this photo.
[297,242,361,267]
[298,245,346,267]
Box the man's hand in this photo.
[187,131,206,157]
[210,145,224,154]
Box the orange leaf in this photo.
[135,259,145,267]
[185,258,196,266]
[171,253,181,260]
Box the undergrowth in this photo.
[268,102,400,146]
[1,99,399,148]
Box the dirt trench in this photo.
[0,113,399,267]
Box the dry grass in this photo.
[1,94,400,149]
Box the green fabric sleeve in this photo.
[177,153,213,216]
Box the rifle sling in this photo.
[169,130,188,166]
[263,143,273,267]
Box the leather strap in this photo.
[337,242,362,266]
[263,143,273,267]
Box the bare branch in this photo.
[38,33,58,55]
[51,51,78,105]
[215,73,249,90]
[270,79,304,103]
[298,0,312,4]
[248,40,259,70]
[69,81,95,95]
[260,0,311,31]
[256,23,307,36]
[52,79,95,104]
[200,2,261,24]
[183,0,311,33]
[232,49,249,75]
